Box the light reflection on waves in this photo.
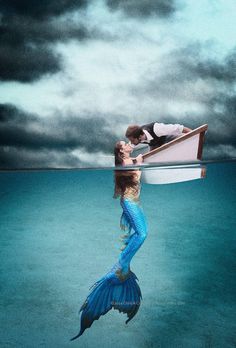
[0,158,236,172]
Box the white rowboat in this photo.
[140,124,208,185]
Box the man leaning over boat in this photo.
[125,122,192,150]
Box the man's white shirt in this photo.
[141,123,184,143]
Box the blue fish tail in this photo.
[70,198,147,341]
[70,267,142,341]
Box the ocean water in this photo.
[0,162,236,348]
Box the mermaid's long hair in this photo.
[114,141,124,166]
[113,141,139,199]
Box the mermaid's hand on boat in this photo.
[135,154,143,165]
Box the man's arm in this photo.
[153,123,192,137]
[153,122,184,137]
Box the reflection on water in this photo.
[0,161,236,347]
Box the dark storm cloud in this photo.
[0,15,90,45]
[0,147,80,169]
[0,43,61,82]
[0,103,117,151]
[139,44,236,93]
[0,1,89,82]
[0,103,118,168]
[172,46,236,153]
[106,0,177,18]
[0,0,88,20]
[174,45,236,84]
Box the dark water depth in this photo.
[0,162,236,347]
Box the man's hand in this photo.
[182,127,192,133]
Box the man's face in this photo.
[128,136,140,145]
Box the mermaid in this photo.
[70,141,147,341]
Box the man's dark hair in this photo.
[125,125,144,139]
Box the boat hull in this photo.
[141,165,206,185]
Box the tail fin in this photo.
[70,269,142,341]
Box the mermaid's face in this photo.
[119,141,133,154]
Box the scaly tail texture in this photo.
[70,198,148,341]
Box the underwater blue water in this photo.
[0,162,236,347]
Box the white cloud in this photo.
[71,148,114,167]
[206,144,236,159]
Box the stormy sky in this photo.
[0,0,236,168]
